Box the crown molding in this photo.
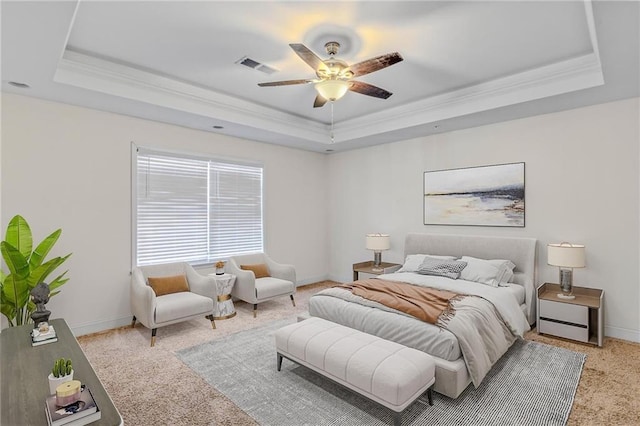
[54,50,329,144]
[334,53,603,143]
[55,49,603,146]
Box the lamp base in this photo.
[556,293,576,300]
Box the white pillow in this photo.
[398,254,457,273]
[459,256,516,287]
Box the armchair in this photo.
[131,262,216,346]
[226,253,296,317]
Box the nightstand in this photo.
[537,283,604,347]
[352,261,401,281]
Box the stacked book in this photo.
[45,385,101,426]
[31,326,58,346]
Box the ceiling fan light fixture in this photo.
[315,79,349,101]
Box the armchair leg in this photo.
[131,316,136,328]
[151,328,157,347]
[290,295,296,307]
[206,314,216,330]
[253,304,258,318]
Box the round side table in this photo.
[209,273,236,320]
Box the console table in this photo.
[1,318,123,425]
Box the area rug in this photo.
[177,318,586,426]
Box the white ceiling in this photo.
[2,1,638,153]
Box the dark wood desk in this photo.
[1,318,122,425]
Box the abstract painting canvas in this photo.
[423,162,525,227]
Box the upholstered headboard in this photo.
[404,233,537,325]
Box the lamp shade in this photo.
[366,234,390,251]
[315,79,349,101]
[547,243,586,268]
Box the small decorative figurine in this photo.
[215,261,225,275]
[30,282,52,327]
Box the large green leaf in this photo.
[4,215,32,259]
[1,242,29,280]
[1,274,29,312]
[29,229,61,270]
[27,254,71,288]
[48,271,69,293]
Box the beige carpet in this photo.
[78,282,640,425]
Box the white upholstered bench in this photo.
[274,317,435,426]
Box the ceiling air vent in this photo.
[236,56,278,74]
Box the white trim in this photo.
[54,47,604,147]
[605,325,640,343]
[54,50,329,143]
[334,53,604,142]
[296,274,330,287]
[70,316,133,337]
[130,142,138,272]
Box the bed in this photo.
[308,233,537,398]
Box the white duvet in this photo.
[310,272,531,387]
[381,272,531,336]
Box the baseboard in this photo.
[70,276,328,336]
[296,275,330,287]
[70,316,133,337]
[605,325,640,343]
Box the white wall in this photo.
[328,98,640,342]
[1,93,328,335]
[3,93,639,343]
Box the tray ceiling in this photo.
[2,1,638,152]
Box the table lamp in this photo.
[366,233,390,270]
[547,242,585,299]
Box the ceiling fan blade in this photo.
[290,43,324,71]
[348,81,393,99]
[258,79,314,87]
[348,52,403,77]
[313,95,328,108]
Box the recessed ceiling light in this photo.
[325,149,334,152]
[212,125,224,129]
[8,81,30,89]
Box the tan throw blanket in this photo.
[337,279,464,324]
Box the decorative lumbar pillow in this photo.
[240,263,270,278]
[459,256,516,287]
[398,254,457,273]
[416,257,468,279]
[147,274,189,296]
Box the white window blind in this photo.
[135,148,263,266]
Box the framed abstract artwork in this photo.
[423,162,525,227]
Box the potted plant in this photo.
[0,215,71,326]
[48,358,73,394]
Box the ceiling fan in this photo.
[258,42,403,108]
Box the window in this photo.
[134,147,263,266]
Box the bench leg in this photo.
[253,304,258,318]
[290,294,296,307]
[277,353,283,372]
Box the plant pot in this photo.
[215,268,224,275]
[48,370,73,395]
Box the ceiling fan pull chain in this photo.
[330,102,335,143]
